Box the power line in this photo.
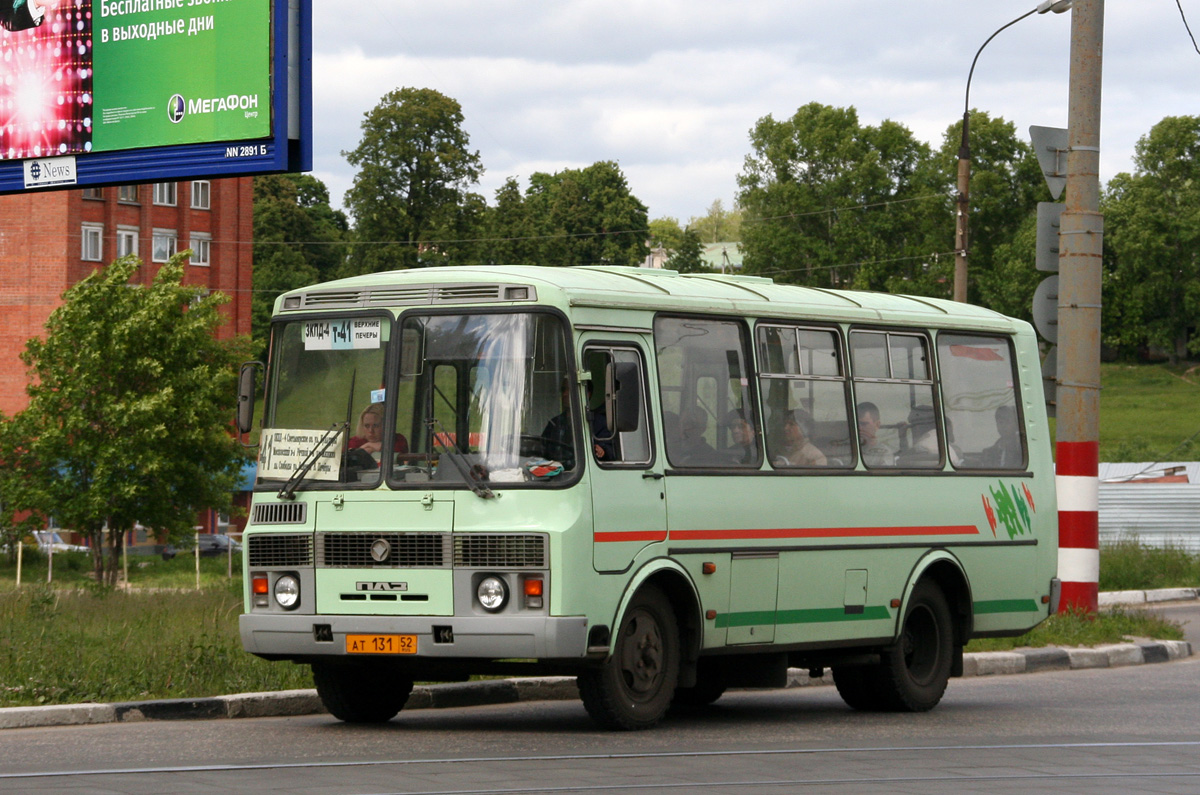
[1177,0,1200,54]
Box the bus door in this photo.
[581,341,666,573]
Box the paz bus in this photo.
[236,265,1059,730]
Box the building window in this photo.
[191,180,211,210]
[117,226,139,259]
[189,233,211,266]
[82,187,103,200]
[152,229,177,262]
[118,185,139,203]
[81,224,103,261]
[153,182,177,206]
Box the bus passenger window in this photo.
[850,331,939,469]
[655,317,758,468]
[757,325,849,469]
[937,334,1025,470]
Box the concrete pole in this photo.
[1056,0,1104,613]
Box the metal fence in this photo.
[1098,462,1200,551]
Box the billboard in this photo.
[0,0,309,192]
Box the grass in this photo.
[1093,362,1200,462]
[0,586,311,708]
[0,548,243,592]
[966,607,1184,653]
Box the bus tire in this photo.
[312,662,413,723]
[876,579,953,712]
[832,664,887,711]
[578,585,680,730]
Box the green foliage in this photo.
[252,174,348,358]
[687,199,743,244]
[1100,537,1200,591]
[736,102,940,290]
[0,257,250,585]
[648,216,685,252]
[0,587,310,707]
[666,227,708,273]
[1102,116,1200,363]
[966,606,1183,652]
[487,161,649,267]
[342,87,484,275]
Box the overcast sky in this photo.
[308,1,1198,225]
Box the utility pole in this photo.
[1056,0,1103,613]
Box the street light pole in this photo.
[954,1,1073,303]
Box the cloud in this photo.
[310,1,1200,222]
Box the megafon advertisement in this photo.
[0,0,307,191]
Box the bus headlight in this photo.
[477,576,508,612]
[274,574,301,610]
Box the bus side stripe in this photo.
[667,525,979,541]
[593,531,669,543]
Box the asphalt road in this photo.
[4,646,1200,794]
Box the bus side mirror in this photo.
[605,361,641,434]
[237,361,264,436]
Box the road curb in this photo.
[0,639,1191,731]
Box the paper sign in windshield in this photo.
[258,429,345,481]
[304,319,382,351]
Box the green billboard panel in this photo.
[92,0,272,152]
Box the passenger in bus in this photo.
[982,404,1022,468]
[721,409,758,465]
[856,402,894,467]
[676,406,718,463]
[900,405,961,467]
[348,403,409,460]
[541,379,614,469]
[773,410,827,467]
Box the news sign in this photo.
[0,0,309,192]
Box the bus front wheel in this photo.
[578,585,680,730]
[834,580,953,712]
[312,662,413,723]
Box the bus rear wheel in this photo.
[834,580,953,712]
[312,662,413,723]
[578,585,680,730]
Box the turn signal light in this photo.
[252,576,269,594]
[524,577,544,609]
[252,575,269,608]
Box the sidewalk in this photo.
[1,589,1194,731]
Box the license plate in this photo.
[345,634,417,655]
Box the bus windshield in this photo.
[256,311,578,491]
[393,312,576,488]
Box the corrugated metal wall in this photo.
[1098,462,1200,550]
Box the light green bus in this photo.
[237,265,1059,730]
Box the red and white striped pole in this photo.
[1057,441,1098,611]
[1055,0,1103,613]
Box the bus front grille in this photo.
[317,532,451,568]
[247,533,313,567]
[250,502,307,525]
[454,534,546,568]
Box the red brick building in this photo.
[0,178,255,539]
[0,177,254,416]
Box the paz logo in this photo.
[167,94,186,124]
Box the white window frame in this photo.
[117,226,139,259]
[191,180,211,210]
[189,232,212,267]
[152,228,178,263]
[81,224,103,261]
[153,182,177,206]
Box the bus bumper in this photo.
[240,613,590,660]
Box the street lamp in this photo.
[953,0,1072,303]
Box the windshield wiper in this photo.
[426,416,494,499]
[278,422,346,501]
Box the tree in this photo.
[648,217,686,252]
[252,174,348,358]
[736,103,937,291]
[0,256,250,585]
[1102,116,1200,363]
[518,161,649,267]
[665,227,708,273]
[688,199,743,243]
[341,87,484,275]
